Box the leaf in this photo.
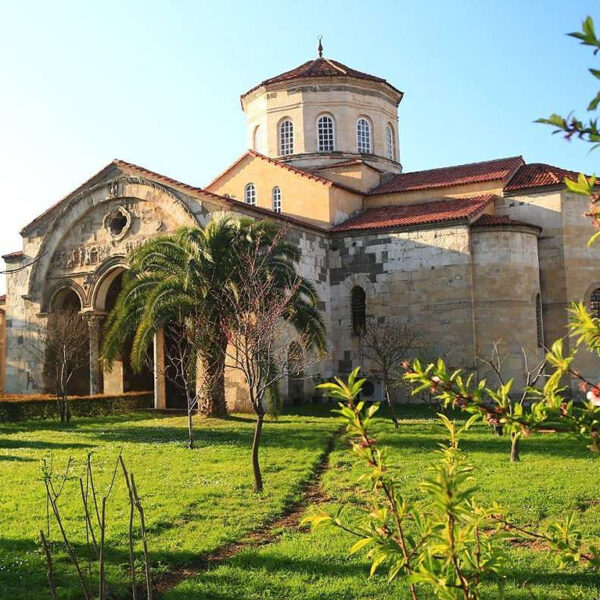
[349,537,373,555]
[588,230,600,246]
[369,553,387,578]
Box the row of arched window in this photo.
[253,116,397,160]
[244,183,282,213]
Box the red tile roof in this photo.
[2,251,24,260]
[316,159,384,173]
[23,158,331,236]
[205,151,363,195]
[333,195,495,232]
[471,213,541,231]
[241,57,403,100]
[370,156,524,195]
[504,163,580,192]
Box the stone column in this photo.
[85,313,104,396]
[153,329,166,409]
[103,360,124,395]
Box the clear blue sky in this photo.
[1,0,599,263]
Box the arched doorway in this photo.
[93,266,154,395]
[48,287,90,395]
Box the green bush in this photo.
[0,392,153,422]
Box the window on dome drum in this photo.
[317,115,335,152]
[272,186,282,213]
[351,286,366,335]
[253,125,265,154]
[279,119,294,156]
[535,293,544,348]
[357,118,372,154]
[590,288,600,319]
[244,183,256,206]
[386,124,395,160]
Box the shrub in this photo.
[0,392,153,422]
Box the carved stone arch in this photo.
[28,176,200,303]
[339,274,376,334]
[45,280,86,313]
[90,256,128,313]
[339,274,377,298]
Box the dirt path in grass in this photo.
[155,427,341,597]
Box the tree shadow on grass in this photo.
[160,548,600,600]
[0,411,162,435]
[62,423,335,451]
[0,455,35,462]
[377,431,595,460]
[0,438,94,450]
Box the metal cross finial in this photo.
[317,35,323,58]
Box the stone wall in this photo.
[471,225,542,388]
[499,189,600,394]
[329,225,476,397]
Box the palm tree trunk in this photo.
[198,334,228,418]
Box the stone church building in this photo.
[3,52,599,406]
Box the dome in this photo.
[241,54,403,173]
[241,57,403,102]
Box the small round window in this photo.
[104,206,131,240]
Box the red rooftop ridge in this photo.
[370,156,524,195]
[505,163,581,192]
[242,57,403,100]
[333,195,495,233]
[472,213,541,232]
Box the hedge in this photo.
[0,392,153,422]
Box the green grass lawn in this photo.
[164,408,600,600]
[0,409,339,600]
[1,406,599,600]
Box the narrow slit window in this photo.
[590,288,600,319]
[351,286,366,335]
[536,293,544,348]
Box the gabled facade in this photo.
[4,52,599,406]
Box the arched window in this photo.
[317,115,335,152]
[244,183,256,206]
[253,125,265,154]
[272,186,282,213]
[386,124,396,160]
[535,293,544,348]
[590,288,600,319]
[351,286,366,335]
[279,119,294,156]
[357,118,372,154]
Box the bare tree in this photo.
[27,309,90,422]
[361,320,420,428]
[476,341,546,462]
[149,319,201,449]
[220,232,325,492]
[40,453,153,600]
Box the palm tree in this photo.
[101,217,326,419]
